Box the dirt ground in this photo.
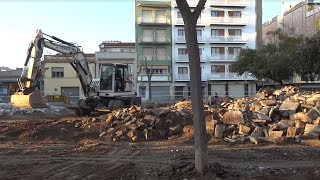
[1,113,320,180]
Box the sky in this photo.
[0,0,301,69]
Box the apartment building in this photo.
[172,0,259,99]
[262,0,320,90]
[135,0,261,100]
[43,54,96,104]
[135,0,173,102]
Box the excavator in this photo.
[10,29,141,116]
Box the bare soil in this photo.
[1,114,320,179]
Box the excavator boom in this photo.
[11,29,95,109]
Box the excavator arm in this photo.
[11,29,96,108]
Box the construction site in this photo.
[0,86,320,179]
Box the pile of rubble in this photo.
[207,86,320,144]
[92,86,320,144]
[89,105,194,142]
[0,103,72,116]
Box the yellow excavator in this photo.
[11,29,141,116]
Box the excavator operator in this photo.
[115,69,125,91]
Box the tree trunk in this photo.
[176,0,208,175]
[148,74,152,101]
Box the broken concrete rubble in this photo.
[89,86,320,144]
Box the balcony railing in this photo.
[139,36,171,44]
[210,17,247,25]
[210,54,238,61]
[175,36,207,43]
[210,0,247,6]
[175,18,205,25]
[210,35,248,43]
[137,17,171,25]
[137,74,172,82]
[138,55,171,61]
[175,72,256,81]
[175,54,209,62]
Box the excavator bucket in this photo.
[10,89,47,109]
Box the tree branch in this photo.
[193,0,206,18]
[175,0,191,20]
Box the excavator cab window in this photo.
[100,64,113,91]
[115,65,126,92]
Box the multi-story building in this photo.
[43,54,96,104]
[172,0,259,99]
[262,0,320,90]
[135,0,261,101]
[135,0,173,102]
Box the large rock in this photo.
[279,100,299,112]
[221,110,244,125]
[290,112,311,123]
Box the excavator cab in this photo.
[99,64,132,93]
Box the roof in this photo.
[100,41,135,47]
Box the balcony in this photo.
[210,53,238,62]
[137,74,172,82]
[138,36,171,44]
[210,17,247,25]
[175,18,205,26]
[210,0,247,7]
[174,35,207,43]
[175,54,209,63]
[137,17,171,26]
[207,72,256,80]
[175,72,256,81]
[210,35,247,43]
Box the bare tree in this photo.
[140,57,153,101]
[176,0,208,175]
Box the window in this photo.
[155,10,166,23]
[139,86,146,98]
[177,11,182,18]
[228,11,241,18]
[228,29,242,36]
[51,67,64,78]
[211,47,225,55]
[156,47,166,60]
[211,29,225,36]
[142,47,153,60]
[211,10,224,17]
[142,10,153,23]
[199,48,202,55]
[211,65,225,73]
[228,47,241,55]
[156,29,166,42]
[197,29,202,37]
[178,29,184,36]
[178,67,188,74]
[120,49,124,52]
[142,29,153,42]
[178,48,188,55]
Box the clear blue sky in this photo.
[0,0,299,69]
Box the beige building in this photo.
[43,54,96,103]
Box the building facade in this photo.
[135,0,173,102]
[43,54,96,104]
[262,0,320,90]
[135,0,261,101]
[171,0,259,99]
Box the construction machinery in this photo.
[11,29,141,115]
